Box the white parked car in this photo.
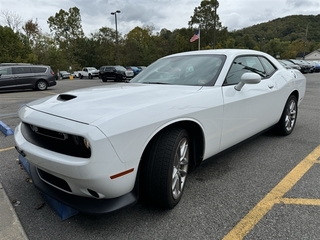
[78,67,99,79]
[14,49,306,214]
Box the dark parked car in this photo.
[0,65,57,91]
[287,59,312,73]
[278,60,301,71]
[99,65,134,82]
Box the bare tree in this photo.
[1,9,23,32]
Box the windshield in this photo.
[87,67,97,71]
[130,54,226,86]
[115,66,127,71]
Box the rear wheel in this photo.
[277,95,298,135]
[141,127,190,208]
[36,80,48,91]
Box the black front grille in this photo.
[21,122,91,158]
[37,168,71,192]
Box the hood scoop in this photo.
[57,94,77,101]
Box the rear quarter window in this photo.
[32,67,47,73]
[259,57,277,76]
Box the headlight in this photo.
[83,138,90,149]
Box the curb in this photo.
[0,183,28,240]
[0,121,14,136]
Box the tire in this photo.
[141,127,190,208]
[79,74,83,79]
[277,95,298,136]
[35,80,48,91]
[89,74,92,79]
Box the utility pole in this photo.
[111,10,121,64]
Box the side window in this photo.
[0,67,12,75]
[225,56,251,85]
[224,56,265,85]
[259,57,277,76]
[32,67,46,73]
[12,67,32,74]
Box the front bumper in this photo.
[25,159,138,214]
[14,107,140,213]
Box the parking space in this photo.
[224,145,320,239]
[0,74,319,239]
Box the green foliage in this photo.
[47,7,84,41]
[2,4,320,70]
[0,26,32,63]
[189,0,221,48]
[230,14,320,58]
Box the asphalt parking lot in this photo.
[0,74,320,240]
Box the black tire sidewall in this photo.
[141,127,190,208]
[277,95,298,136]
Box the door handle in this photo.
[268,84,274,89]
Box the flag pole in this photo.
[198,27,200,50]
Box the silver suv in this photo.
[0,65,57,91]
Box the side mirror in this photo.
[234,72,261,91]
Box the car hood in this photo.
[26,83,204,125]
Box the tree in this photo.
[124,26,157,65]
[188,0,222,48]
[0,10,23,32]
[22,19,41,46]
[90,27,118,66]
[47,6,84,45]
[47,7,85,70]
[0,26,32,63]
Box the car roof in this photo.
[163,49,271,59]
[0,64,49,68]
[0,63,32,66]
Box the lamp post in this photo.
[111,10,121,64]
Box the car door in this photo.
[0,67,15,90]
[220,55,280,150]
[105,67,115,80]
[12,66,35,88]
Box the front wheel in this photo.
[276,95,298,136]
[141,127,190,208]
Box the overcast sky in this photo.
[0,0,319,36]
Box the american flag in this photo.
[190,30,200,42]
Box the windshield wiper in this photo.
[234,61,267,77]
[142,82,170,84]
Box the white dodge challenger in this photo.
[14,49,306,214]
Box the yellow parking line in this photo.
[280,198,320,206]
[0,146,15,152]
[223,145,320,240]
